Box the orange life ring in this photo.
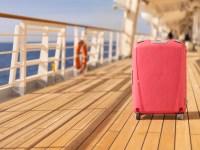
[75,40,87,72]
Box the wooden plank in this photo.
[174,61,192,150]
[6,94,61,112]
[0,111,62,147]
[4,128,43,148]
[190,61,200,111]
[187,64,200,134]
[187,61,200,149]
[50,110,104,148]
[32,93,82,111]
[50,129,80,147]
[72,109,104,130]
[62,79,106,92]
[21,88,123,148]
[0,111,23,124]
[158,115,176,150]
[34,110,92,148]
[108,113,138,150]
[32,78,84,94]
[142,115,164,150]
[109,100,132,132]
[175,111,191,150]
[0,111,50,141]
[93,131,118,150]
[91,78,125,92]
[125,115,152,150]
[2,110,77,148]
[19,110,80,148]
[0,111,42,128]
[59,92,106,110]
[118,80,131,92]
[61,79,99,92]
[88,92,129,109]
[78,99,131,150]
[65,93,130,149]
[0,94,42,111]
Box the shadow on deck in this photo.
[0,52,200,149]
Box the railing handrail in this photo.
[0,12,122,33]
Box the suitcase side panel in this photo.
[132,40,186,114]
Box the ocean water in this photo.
[0,42,116,85]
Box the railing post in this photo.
[39,26,48,84]
[109,32,113,62]
[73,27,79,76]
[100,32,105,64]
[89,31,98,67]
[61,28,66,77]
[9,25,20,85]
[116,32,120,60]
[18,22,27,95]
[54,28,66,77]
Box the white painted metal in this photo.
[55,29,62,72]
[89,31,98,66]
[9,25,20,85]
[18,23,27,95]
[193,8,200,45]
[100,32,105,64]
[116,32,120,60]
[38,26,49,84]
[151,24,159,40]
[109,32,113,62]
[61,28,66,77]
[120,0,140,57]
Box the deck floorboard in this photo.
[0,53,199,149]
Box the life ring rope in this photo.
[75,40,88,72]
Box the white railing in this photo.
[0,13,151,95]
[0,13,122,95]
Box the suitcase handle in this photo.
[151,40,183,44]
[151,40,168,44]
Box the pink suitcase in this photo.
[132,40,186,120]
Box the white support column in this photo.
[121,0,140,57]
[193,8,200,44]
[115,32,120,60]
[73,27,79,76]
[9,25,20,85]
[61,28,66,77]
[18,23,27,95]
[39,26,48,83]
[108,32,113,62]
[100,32,105,64]
[151,24,159,40]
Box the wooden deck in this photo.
[0,52,200,150]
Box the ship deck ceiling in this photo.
[0,52,200,149]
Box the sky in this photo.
[0,0,150,33]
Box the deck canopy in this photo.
[141,0,200,34]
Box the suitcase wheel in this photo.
[135,113,141,120]
[176,113,184,120]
